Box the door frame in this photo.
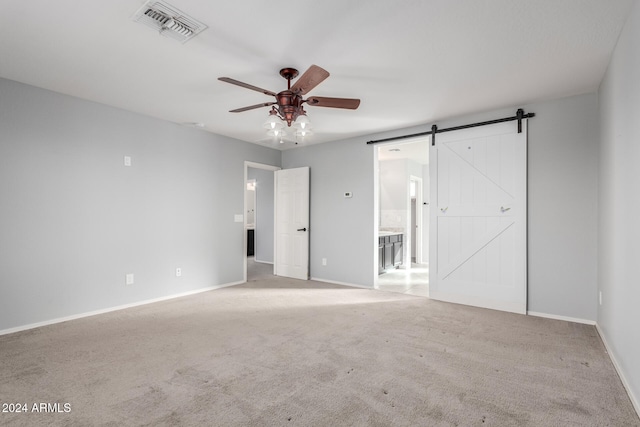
[243,161,281,283]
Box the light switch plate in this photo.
[125,273,134,285]
[234,214,243,223]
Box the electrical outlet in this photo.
[322,258,327,266]
[599,291,602,306]
[176,268,182,277]
[125,273,134,285]
[124,156,132,167]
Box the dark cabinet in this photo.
[391,234,403,267]
[384,238,394,269]
[378,233,403,274]
[247,229,255,256]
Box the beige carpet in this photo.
[1,276,638,426]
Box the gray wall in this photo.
[247,167,274,263]
[598,0,640,408]
[282,139,375,286]
[526,94,599,320]
[284,93,600,323]
[0,77,280,331]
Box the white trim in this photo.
[0,280,243,337]
[245,161,280,170]
[253,259,274,265]
[595,323,640,417]
[431,290,525,314]
[527,311,596,325]
[310,277,373,290]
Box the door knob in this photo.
[297,227,307,232]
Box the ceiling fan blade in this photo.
[229,102,276,113]
[305,96,361,110]
[290,65,330,95]
[218,77,277,97]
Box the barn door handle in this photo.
[500,206,511,213]
[297,227,307,232]
[440,207,448,213]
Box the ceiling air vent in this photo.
[132,0,207,43]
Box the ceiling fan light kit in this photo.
[266,128,286,138]
[295,128,312,138]
[219,65,360,142]
[294,113,310,130]
[263,109,285,130]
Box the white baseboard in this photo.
[429,290,525,315]
[254,259,273,265]
[310,277,373,290]
[527,311,596,325]
[595,323,640,417]
[0,280,244,337]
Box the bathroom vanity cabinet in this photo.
[378,233,403,274]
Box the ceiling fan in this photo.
[218,65,360,132]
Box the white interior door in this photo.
[429,121,527,314]
[275,167,309,280]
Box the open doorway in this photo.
[244,161,280,282]
[374,138,430,297]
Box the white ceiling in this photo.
[0,0,633,150]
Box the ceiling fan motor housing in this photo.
[276,90,303,126]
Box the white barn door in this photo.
[275,167,309,280]
[429,121,527,314]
